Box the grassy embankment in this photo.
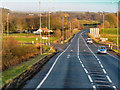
[64,29,80,43]
[1,46,55,87]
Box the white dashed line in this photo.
[106,75,112,83]
[81,64,84,68]
[36,31,79,89]
[88,75,93,83]
[102,69,107,74]
[77,36,95,89]
[112,86,117,90]
[93,85,97,90]
[84,68,88,74]
[81,31,116,88]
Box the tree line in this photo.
[2,8,119,33]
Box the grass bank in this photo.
[1,48,55,87]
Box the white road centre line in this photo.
[77,35,95,88]
[36,31,78,89]
[82,64,85,68]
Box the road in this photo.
[23,30,120,89]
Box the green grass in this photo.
[1,47,55,87]
[100,28,117,35]
[100,28,120,45]
[112,49,120,54]
[79,20,100,24]
[3,33,35,37]
[3,33,58,43]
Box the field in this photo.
[79,20,100,24]
[100,28,120,45]
[3,33,58,44]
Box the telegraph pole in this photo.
[46,11,48,45]
[49,8,51,46]
[39,1,42,55]
[103,12,105,38]
[117,2,119,50]
[7,13,9,38]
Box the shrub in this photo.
[2,37,39,71]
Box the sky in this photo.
[0,0,120,12]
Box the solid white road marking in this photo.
[36,31,79,89]
[107,52,119,60]
[36,44,71,89]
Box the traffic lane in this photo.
[82,31,119,88]
[84,31,119,59]
[23,51,63,88]
[88,43,119,88]
[39,31,92,88]
[23,31,79,88]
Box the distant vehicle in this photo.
[87,38,93,44]
[97,46,107,54]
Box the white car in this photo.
[87,38,93,44]
[98,46,107,54]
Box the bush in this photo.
[2,37,39,71]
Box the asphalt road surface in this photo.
[23,30,120,89]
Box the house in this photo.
[33,28,53,34]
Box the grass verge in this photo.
[1,48,55,87]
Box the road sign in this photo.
[42,37,48,39]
